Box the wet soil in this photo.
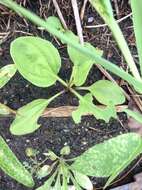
[0,0,141,189]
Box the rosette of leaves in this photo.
[32,133,142,189]
[8,35,126,135]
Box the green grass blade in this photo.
[1,0,142,93]
[131,0,142,76]
[89,0,140,80]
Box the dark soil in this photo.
[0,0,141,189]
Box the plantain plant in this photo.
[0,0,142,189]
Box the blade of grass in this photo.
[89,0,141,80]
[130,0,142,76]
[1,0,142,93]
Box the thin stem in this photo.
[48,90,65,102]
[76,86,89,91]
[56,75,68,88]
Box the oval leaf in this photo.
[0,136,34,187]
[73,171,93,190]
[71,133,142,178]
[10,36,61,87]
[89,80,125,105]
[0,64,17,88]
[10,99,49,135]
[67,33,103,86]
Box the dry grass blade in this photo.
[52,0,68,30]
[42,105,127,118]
[71,0,84,45]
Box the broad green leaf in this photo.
[104,134,142,188]
[73,171,93,190]
[0,64,17,88]
[10,99,49,135]
[131,0,142,75]
[71,133,142,179]
[89,0,113,19]
[0,136,34,187]
[124,109,142,124]
[72,93,117,124]
[68,34,103,86]
[88,80,125,105]
[10,36,61,87]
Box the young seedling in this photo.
[29,146,93,190]
[8,34,125,135]
[24,134,142,189]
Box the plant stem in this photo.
[56,76,68,88]
[48,90,65,102]
[76,86,89,91]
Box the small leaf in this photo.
[71,133,142,182]
[47,150,58,161]
[0,64,17,88]
[46,16,64,31]
[60,146,70,156]
[0,136,34,187]
[10,99,49,135]
[10,36,61,87]
[72,93,116,124]
[89,80,125,105]
[25,147,37,157]
[68,37,103,86]
[37,165,51,179]
[73,171,93,190]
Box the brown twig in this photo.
[71,0,84,45]
[127,85,142,112]
[0,105,128,118]
[52,0,68,30]
[80,0,88,21]
[42,105,127,117]
[85,13,132,28]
